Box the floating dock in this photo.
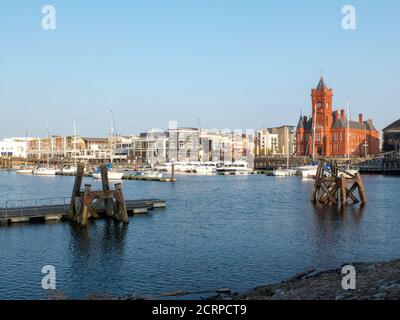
[123,175,176,182]
[56,172,176,182]
[0,199,166,225]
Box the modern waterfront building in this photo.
[128,130,169,166]
[296,76,380,158]
[256,126,295,156]
[383,119,400,153]
[168,127,200,162]
[0,137,33,158]
[256,129,279,156]
[1,121,257,167]
[27,136,127,163]
[199,129,255,164]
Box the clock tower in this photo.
[311,76,333,156]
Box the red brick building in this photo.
[296,77,380,158]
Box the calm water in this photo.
[0,172,399,299]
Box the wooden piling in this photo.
[312,160,367,208]
[101,165,113,218]
[340,175,347,207]
[67,163,133,226]
[356,173,367,205]
[114,183,129,224]
[68,164,84,220]
[81,184,92,226]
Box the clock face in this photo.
[317,102,322,108]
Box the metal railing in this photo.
[0,197,70,219]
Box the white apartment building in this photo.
[256,129,279,156]
[0,137,32,158]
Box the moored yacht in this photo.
[337,165,359,178]
[33,167,57,176]
[272,168,297,177]
[195,162,218,175]
[216,161,253,175]
[16,166,34,175]
[139,171,164,178]
[61,165,78,174]
[92,164,124,180]
[297,165,319,178]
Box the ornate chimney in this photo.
[340,109,346,120]
[333,111,339,121]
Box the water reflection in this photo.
[101,220,128,254]
[69,223,91,255]
[312,203,365,220]
[311,204,366,268]
[67,220,128,298]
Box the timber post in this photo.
[68,164,85,220]
[114,183,129,224]
[81,184,92,226]
[356,173,367,205]
[340,175,347,207]
[312,160,367,208]
[101,164,113,218]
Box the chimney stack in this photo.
[340,109,346,120]
[359,113,363,124]
[333,111,339,121]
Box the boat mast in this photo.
[312,106,316,162]
[286,128,290,169]
[110,110,114,164]
[25,130,28,166]
[346,100,350,159]
[73,121,77,166]
[46,120,51,166]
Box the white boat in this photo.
[195,162,218,175]
[297,165,318,178]
[338,168,359,178]
[61,165,78,174]
[272,168,297,177]
[92,171,124,180]
[33,167,57,176]
[216,161,253,175]
[301,168,318,178]
[175,162,197,173]
[139,171,164,178]
[16,167,33,175]
[155,163,173,172]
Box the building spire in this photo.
[316,73,328,90]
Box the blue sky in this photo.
[0,0,399,137]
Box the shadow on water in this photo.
[312,203,365,221]
[68,220,128,255]
[66,220,129,298]
[101,220,129,254]
[69,222,91,255]
[310,203,366,268]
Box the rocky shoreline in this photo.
[235,259,400,300]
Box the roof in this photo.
[305,118,313,130]
[332,119,377,131]
[297,116,304,129]
[316,77,328,90]
[81,137,109,142]
[383,119,400,132]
